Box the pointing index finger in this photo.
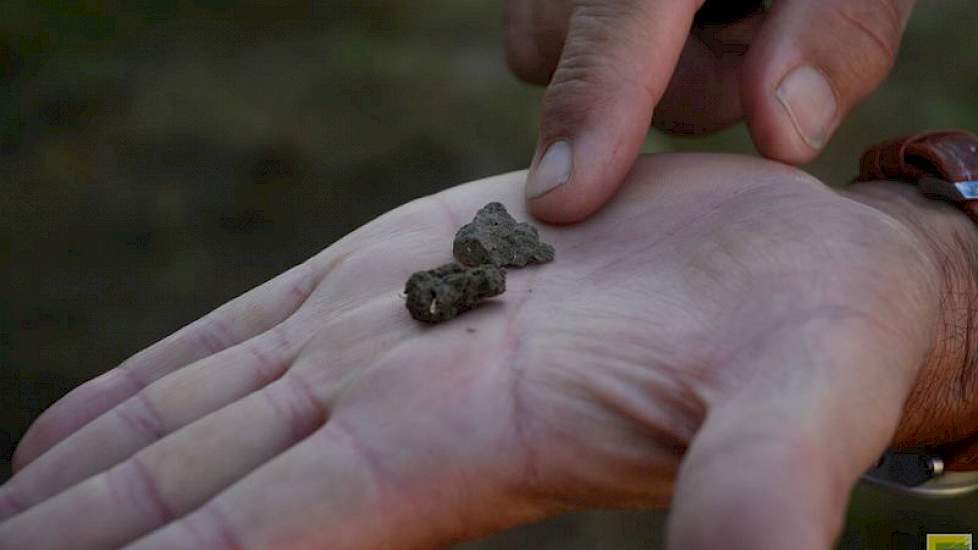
[526,0,702,224]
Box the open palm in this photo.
[1,154,971,550]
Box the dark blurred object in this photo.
[694,0,764,25]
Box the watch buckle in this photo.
[918,176,978,203]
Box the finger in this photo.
[0,372,328,549]
[667,317,922,550]
[124,423,394,550]
[12,260,320,473]
[742,0,916,163]
[0,323,301,521]
[504,1,764,135]
[127,408,534,549]
[653,12,764,135]
[526,0,701,223]
[504,0,567,85]
[0,286,414,522]
[128,334,550,550]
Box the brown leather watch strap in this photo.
[858,129,978,221]
[860,130,978,471]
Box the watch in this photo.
[858,129,978,220]
[856,129,978,496]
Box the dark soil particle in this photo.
[405,202,553,324]
[404,263,506,323]
[453,202,555,267]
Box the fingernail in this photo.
[527,140,573,199]
[775,65,837,150]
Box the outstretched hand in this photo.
[2,154,976,549]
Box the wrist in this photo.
[844,180,978,272]
[842,181,978,451]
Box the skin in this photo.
[1,153,977,549]
[506,0,919,222]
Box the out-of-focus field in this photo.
[1,2,976,548]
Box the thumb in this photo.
[742,0,916,164]
[526,0,701,223]
[667,321,921,550]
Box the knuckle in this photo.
[286,259,320,305]
[196,314,233,354]
[570,0,645,48]
[825,0,908,84]
[542,64,604,131]
[173,505,242,550]
[106,456,175,524]
[573,0,645,22]
[261,373,327,442]
[523,0,674,134]
[115,390,166,442]
[548,50,609,98]
[243,326,291,388]
[543,50,656,130]
[540,0,666,125]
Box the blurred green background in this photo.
[1,2,976,548]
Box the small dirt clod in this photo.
[404,263,506,323]
[453,202,555,267]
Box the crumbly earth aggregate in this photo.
[453,202,555,267]
[404,263,506,323]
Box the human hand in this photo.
[3,153,976,549]
[508,0,917,222]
